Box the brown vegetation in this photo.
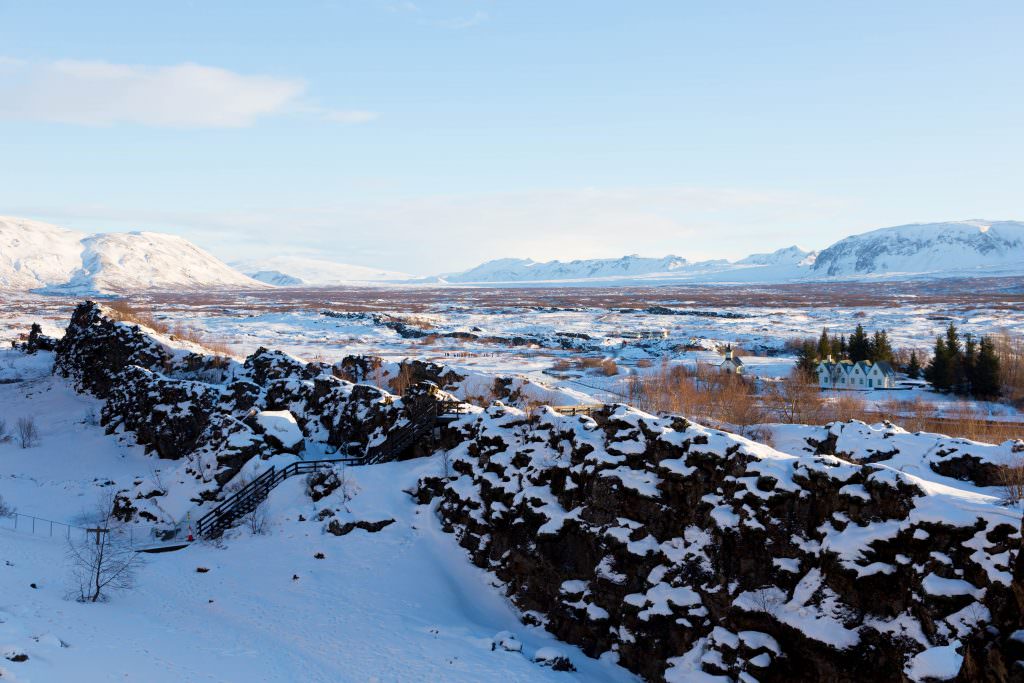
[104,300,170,334]
[995,331,1024,406]
[621,360,764,431]
[622,360,1023,443]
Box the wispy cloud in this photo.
[436,10,488,29]
[0,58,375,128]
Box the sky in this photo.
[1,1,1022,276]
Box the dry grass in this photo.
[105,300,170,334]
[169,324,236,361]
[576,357,619,376]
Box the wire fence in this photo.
[0,511,140,547]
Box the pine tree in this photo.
[962,333,977,395]
[817,328,831,361]
[830,334,843,360]
[907,350,921,379]
[871,329,893,363]
[848,324,870,362]
[944,323,964,392]
[795,340,818,377]
[973,336,1001,398]
[926,335,951,392]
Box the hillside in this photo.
[0,216,264,293]
[810,220,1024,278]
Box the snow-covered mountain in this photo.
[810,220,1024,278]
[0,216,264,293]
[435,248,815,285]
[439,254,691,283]
[436,221,1024,285]
[231,255,413,286]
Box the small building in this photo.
[720,345,744,374]
[817,358,896,390]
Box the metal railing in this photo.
[0,511,140,546]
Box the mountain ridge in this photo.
[433,220,1024,285]
[0,217,263,293]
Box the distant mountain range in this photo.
[2,217,1023,293]
[230,255,413,286]
[426,220,1024,285]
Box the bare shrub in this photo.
[622,359,766,428]
[768,374,827,425]
[67,493,142,603]
[999,456,1024,505]
[636,359,653,369]
[0,494,15,517]
[827,392,867,423]
[0,418,11,444]
[995,332,1024,406]
[599,359,619,376]
[335,467,359,511]
[17,416,39,448]
[242,499,270,535]
[551,358,572,371]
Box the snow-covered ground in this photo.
[0,348,636,682]
[2,288,1022,421]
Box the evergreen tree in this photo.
[926,335,952,392]
[871,329,893,363]
[962,333,977,395]
[839,334,848,357]
[973,336,1001,398]
[829,334,843,360]
[795,340,818,377]
[817,328,831,361]
[907,350,921,379]
[848,324,870,362]
[944,323,964,392]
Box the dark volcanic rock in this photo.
[418,404,1021,682]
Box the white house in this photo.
[720,346,744,374]
[817,358,896,391]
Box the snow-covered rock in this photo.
[254,410,304,452]
[419,403,1023,681]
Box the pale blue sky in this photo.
[1,1,1022,274]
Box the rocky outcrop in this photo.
[418,405,1022,682]
[770,420,1024,489]
[11,323,58,353]
[51,302,451,526]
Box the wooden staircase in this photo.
[194,399,465,539]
